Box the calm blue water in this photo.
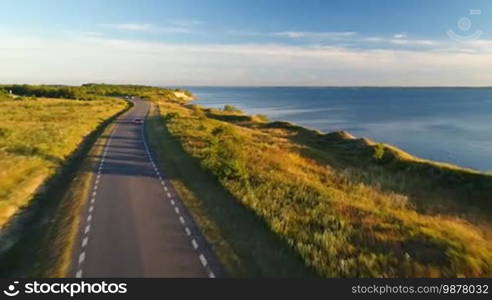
[187,87,492,171]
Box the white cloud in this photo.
[389,39,437,46]
[393,33,407,39]
[101,23,153,31]
[100,23,191,33]
[1,32,492,86]
[272,31,357,39]
[363,36,438,47]
[168,19,203,27]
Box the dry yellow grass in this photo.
[0,97,127,228]
[151,97,492,277]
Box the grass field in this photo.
[146,103,315,277]
[150,95,492,277]
[0,97,128,228]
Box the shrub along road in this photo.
[71,98,219,278]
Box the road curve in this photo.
[71,98,216,278]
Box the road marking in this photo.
[191,239,198,249]
[92,191,97,197]
[89,205,94,213]
[94,184,98,190]
[78,252,86,265]
[95,179,99,185]
[76,270,83,278]
[138,111,215,278]
[87,214,92,223]
[90,197,96,204]
[82,237,88,248]
[199,254,208,267]
[84,224,91,234]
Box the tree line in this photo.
[0,84,192,100]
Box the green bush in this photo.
[223,105,243,114]
[255,114,269,122]
[165,112,179,120]
[373,143,385,160]
[202,125,248,180]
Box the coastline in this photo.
[151,93,492,277]
[190,86,492,172]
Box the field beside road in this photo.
[0,97,128,228]
[148,94,492,277]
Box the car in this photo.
[133,118,144,125]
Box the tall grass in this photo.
[0,97,127,228]
[152,97,492,277]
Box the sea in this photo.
[184,87,492,172]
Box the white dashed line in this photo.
[139,112,215,278]
[199,254,208,267]
[76,123,118,277]
[78,252,86,265]
[191,239,198,249]
[82,237,88,248]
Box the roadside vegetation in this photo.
[0,83,191,100]
[2,84,490,278]
[0,92,128,228]
[149,94,492,277]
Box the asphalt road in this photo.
[71,98,216,278]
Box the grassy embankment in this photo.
[0,84,187,276]
[0,97,127,228]
[148,93,492,277]
[0,89,130,277]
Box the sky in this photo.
[1,0,491,86]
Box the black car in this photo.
[133,118,144,125]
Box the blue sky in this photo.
[1,0,491,86]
